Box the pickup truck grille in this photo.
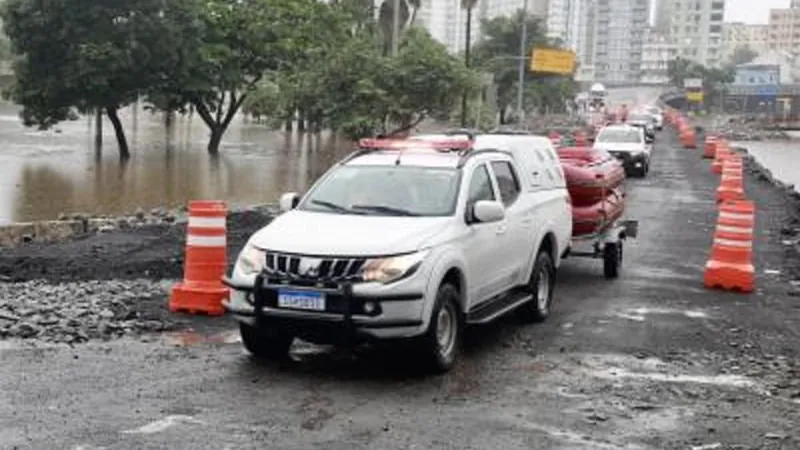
[264,252,366,283]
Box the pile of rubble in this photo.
[0,279,181,343]
[709,116,791,141]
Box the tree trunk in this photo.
[94,109,103,149]
[208,127,223,154]
[284,118,293,131]
[298,111,306,132]
[106,106,130,159]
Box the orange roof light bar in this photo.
[357,138,474,152]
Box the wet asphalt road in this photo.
[2,130,800,450]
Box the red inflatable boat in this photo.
[572,188,625,236]
[558,147,625,206]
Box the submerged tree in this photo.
[1,0,200,158]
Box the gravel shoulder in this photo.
[0,128,799,449]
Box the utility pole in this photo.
[516,0,529,127]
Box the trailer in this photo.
[564,218,638,279]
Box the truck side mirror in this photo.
[279,192,300,212]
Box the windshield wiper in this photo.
[350,204,420,216]
[310,199,362,214]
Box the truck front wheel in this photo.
[418,283,462,373]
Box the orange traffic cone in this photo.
[711,143,736,174]
[704,200,755,293]
[170,200,229,315]
[703,136,717,158]
[716,171,745,202]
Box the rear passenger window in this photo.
[467,165,495,203]
[491,161,521,206]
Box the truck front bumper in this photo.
[222,275,427,344]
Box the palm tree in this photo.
[460,0,479,126]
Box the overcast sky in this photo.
[723,0,790,24]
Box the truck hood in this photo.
[593,142,646,152]
[247,210,451,256]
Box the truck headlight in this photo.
[362,250,429,284]
[235,243,265,275]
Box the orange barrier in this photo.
[704,200,755,293]
[680,127,697,149]
[170,200,229,315]
[703,136,717,158]
[716,157,746,202]
[711,142,736,174]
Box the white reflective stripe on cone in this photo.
[187,235,227,247]
[188,216,227,229]
[714,238,752,248]
[716,225,753,233]
[719,211,752,221]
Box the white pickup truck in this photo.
[223,132,573,372]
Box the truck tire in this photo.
[517,251,556,323]
[419,283,462,373]
[239,322,294,360]
[603,241,622,279]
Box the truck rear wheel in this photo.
[517,251,556,323]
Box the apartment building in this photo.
[767,5,800,53]
[655,0,725,67]
[722,23,769,63]
[640,29,678,84]
[593,0,650,83]
[412,0,547,54]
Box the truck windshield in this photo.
[596,129,642,144]
[298,165,460,217]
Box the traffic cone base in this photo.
[703,260,755,293]
[170,283,227,316]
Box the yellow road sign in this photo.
[530,48,576,75]
[686,91,704,102]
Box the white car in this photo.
[223,133,572,372]
[593,124,651,178]
[645,106,664,130]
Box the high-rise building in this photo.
[640,29,678,84]
[767,4,800,53]
[545,0,597,82]
[721,23,769,63]
[593,0,650,83]
[412,0,548,54]
[654,0,726,67]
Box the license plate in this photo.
[277,289,326,311]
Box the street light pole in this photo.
[516,0,529,126]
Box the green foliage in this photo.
[667,57,734,109]
[471,9,576,122]
[1,0,202,157]
[2,0,477,151]
[729,46,759,66]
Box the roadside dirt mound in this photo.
[0,210,273,282]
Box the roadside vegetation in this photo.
[0,0,576,158]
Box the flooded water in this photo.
[0,102,354,224]
[731,133,800,193]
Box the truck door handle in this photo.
[522,219,532,225]
[496,225,507,235]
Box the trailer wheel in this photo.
[603,241,622,279]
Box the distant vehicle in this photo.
[644,106,664,130]
[589,83,607,109]
[626,113,656,142]
[592,124,651,178]
[224,133,573,373]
